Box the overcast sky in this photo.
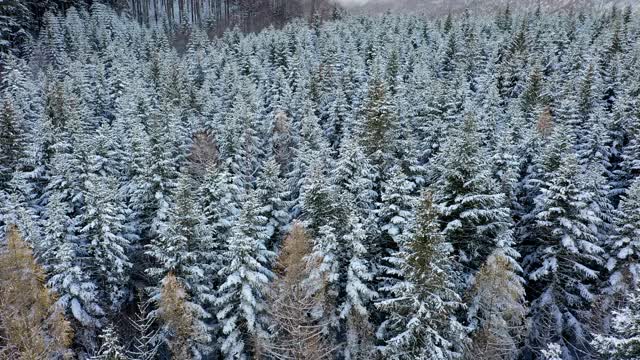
[333,0,376,7]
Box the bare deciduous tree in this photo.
[0,224,74,360]
[264,222,335,360]
[187,131,219,180]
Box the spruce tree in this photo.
[341,215,378,360]
[81,173,132,312]
[92,325,128,360]
[591,288,640,359]
[376,192,467,360]
[605,178,640,302]
[0,95,24,187]
[145,178,212,357]
[525,150,604,358]
[432,115,517,274]
[44,190,105,331]
[215,191,275,359]
[255,157,290,251]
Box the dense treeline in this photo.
[0,0,338,61]
[1,2,640,360]
[126,0,339,31]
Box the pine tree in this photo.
[376,192,467,360]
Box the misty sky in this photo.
[334,0,377,7]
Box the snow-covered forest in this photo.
[1,1,640,359]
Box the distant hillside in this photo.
[344,0,637,16]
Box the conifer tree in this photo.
[145,178,212,357]
[333,137,377,221]
[301,160,344,235]
[0,95,25,188]
[377,165,415,255]
[92,324,128,360]
[591,288,640,359]
[128,296,159,360]
[341,215,378,360]
[81,173,132,311]
[605,178,640,302]
[127,294,160,360]
[255,157,290,250]
[44,191,105,332]
[432,115,517,274]
[541,343,563,360]
[376,192,466,360]
[305,223,342,339]
[361,77,397,167]
[215,192,275,359]
[525,150,604,358]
